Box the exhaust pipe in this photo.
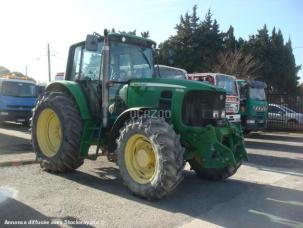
[102,29,110,128]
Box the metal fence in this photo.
[266,93,303,131]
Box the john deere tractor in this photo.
[31,30,247,199]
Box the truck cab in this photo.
[0,74,37,125]
[237,79,268,133]
[187,73,240,123]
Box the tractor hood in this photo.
[129,78,225,93]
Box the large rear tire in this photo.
[32,92,84,172]
[189,158,240,181]
[117,117,185,200]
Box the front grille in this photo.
[225,102,239,114]
[182,91,225,127]
[256,111,267,117]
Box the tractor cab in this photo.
[65,32,156,121]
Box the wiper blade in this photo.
[136,47,152,69]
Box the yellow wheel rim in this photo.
[36,108,62,157]
[125,134,156,184]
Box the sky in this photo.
[0,0,302,83]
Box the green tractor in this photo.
[31,31,247,199]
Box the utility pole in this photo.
[47,43,51,82]
[25,65,28,76]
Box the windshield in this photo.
[158,67,186,79]
[0,81,37,97]
[110,42,154,81]
[249,87,266,101]
[216,75,238,96]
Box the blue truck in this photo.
[0,74,37,125]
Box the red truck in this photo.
[187,73,241,123]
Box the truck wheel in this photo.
[32,92,84,172]
[117,117,185,200]
[189,158,240,181]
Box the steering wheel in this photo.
[111,70,128,81]
[111,71,120,80]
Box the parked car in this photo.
[267,103,303,126]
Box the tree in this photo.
[242,25,301,92]
[0,66,10,75]
[223,26,237,51]
[213,50,262,78]
[119,30,136,35]
[195,10,224,71]
[158,6,300,93]
[141,31,150,38]
[159,7,195,69]
[282,39,301,92]
[159,7,224,72]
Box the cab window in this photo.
[109,42,154,81]
[71,43,103,80]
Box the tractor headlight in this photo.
[213,110,219,119]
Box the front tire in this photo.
[189,158,240,181]
[117,117,184,200]
[32,92,84,172]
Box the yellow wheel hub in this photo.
[36,108,62,157]
[125,134,156,184]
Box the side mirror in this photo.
[85,34,99,52]
[154,48,160,58]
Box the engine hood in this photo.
[129,78,226,94]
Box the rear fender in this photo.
[46,81,93,157]
[46,81,91,120]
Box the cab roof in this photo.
[108,33,156,47]
[71,32,156,49]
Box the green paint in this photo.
[47,81,91,120]
[46,81,96,156]
[237,79,268,132]
[126,77,247,169]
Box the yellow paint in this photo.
[124,134,156,184]
[36,108,62,157]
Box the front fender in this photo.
[46,81,91,120]
[108,107,152,153]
